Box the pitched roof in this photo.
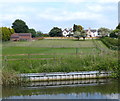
[11,33,32,39]
[11,33,19,38]
[85,29,97,33]
[17,33,31,36]
[91,30,97,33]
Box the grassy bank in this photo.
[2,39,119,85]
[100,37,119,50]
[2,53,118,73]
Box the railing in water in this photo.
[19,71,112,82]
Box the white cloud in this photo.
[0,0,119,3]
[87,5,103,12]
[87,4,117,13]
[12,7,35,13]
[0,13,28,27]
[0,0,118,32]
[38,8,104,21]
[98,0,119,3]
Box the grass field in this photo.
[2,39,101,59]
[3,39,95,48]
[2,39,118,75]
[2,39,119,85]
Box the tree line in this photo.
[1,19,120,41]
[47,24,120,40]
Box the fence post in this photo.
[76,48,78,55]
[4,56,7,67]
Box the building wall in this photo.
[10,33,32,41]
[19,36,32,40]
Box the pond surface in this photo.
[2,79,119,100]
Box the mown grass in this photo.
[2,47,99,55]
[2,39,100,60]
[3,39,95,48]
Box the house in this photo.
[62,27,99,37]
[85,28,99,37]
[10,33,32,41]
[62,28,74,37]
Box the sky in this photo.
[0,0,119,33]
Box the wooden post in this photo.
[76,48,78,55]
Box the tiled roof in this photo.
[85,29,97,33]
[18,33,31,36]
[11,33,32,39]
[11,33,19,38]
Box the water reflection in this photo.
[2,79,119,99]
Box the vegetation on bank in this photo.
[2,39,119,85]
[2,39,119,84]
[100,37,119,50]
[2,53,118,73]
[2,70,21,85]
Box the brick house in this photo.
[10,33,32,41]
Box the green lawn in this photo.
[3,39,95,48]
[2,47,99,55]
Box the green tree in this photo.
[98,27,111,37]
[1,27,14,41]
[73,30,86,40]
[36,31,43,37]
[12,19,29,33]
[49,27,63,37]
[110,29,120,38]
[73,31,81,40]
[28,28,36,37]
[81,30,87,40]
[73,24,83,32]
[116,23,120,29]
[73,24,86,40]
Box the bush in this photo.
[38,37,44,40]
[100,37,119,50]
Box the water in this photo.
[2,79,119,100]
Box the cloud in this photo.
[0,0,118,32]
[0,0,119,3]
[38,10,104,21]
[87,5,103,12]
[98,0,119,3]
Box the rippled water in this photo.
[2,79,119,99]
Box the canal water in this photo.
[2,79,119,100]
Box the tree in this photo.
[49,27,63,37]
[81,30,87,40]
[12,19,29,33]
[1,27,15,41]
[73,24,86,40]
[36,31,43,37]
[110,29,120,38]
[116,23,120,29]
[28,28,36,37]
[73,31,81,40]
[98,27,111,37]
[73,30,86,40]
[73,24,83,32]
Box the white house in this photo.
[62,27,99,37]
[85,28,99,37]
[62,28,74,37]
